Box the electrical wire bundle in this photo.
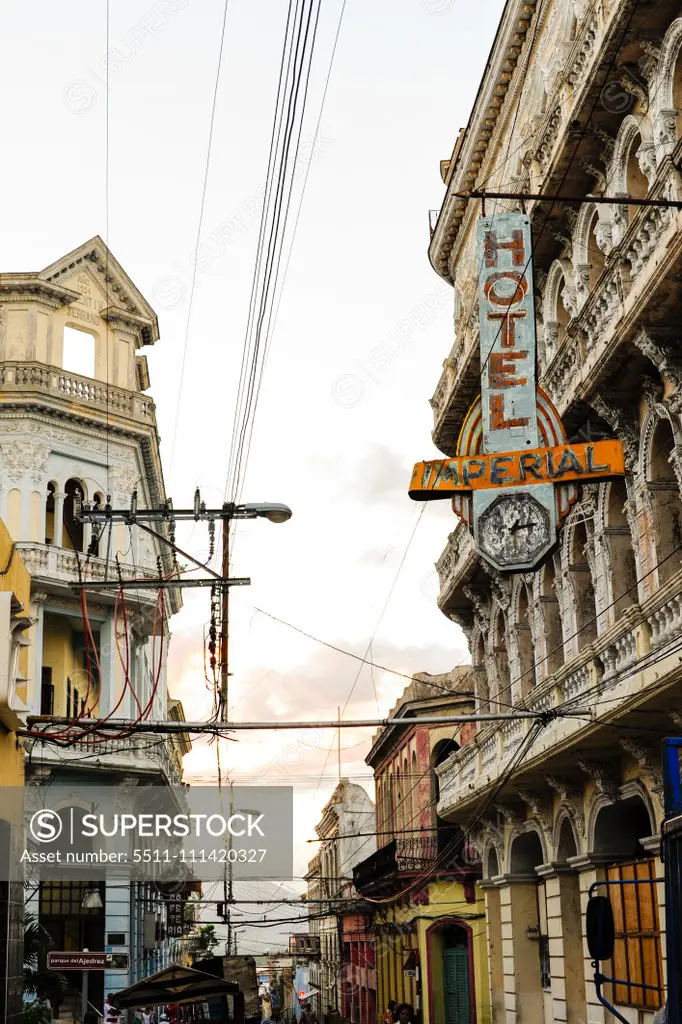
[224,0,324,515]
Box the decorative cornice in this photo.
[428,0,539,282]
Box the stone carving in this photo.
[636,142,658,186]
[633,329,682,413]
[589,395,639,471]
[576,757,619,800]
[462,584,490,631]
[594,219,613,253]
[546,775,586,836]
[574,264,591,309]
[0,442,51,484]
[655,109,677,155]
[112,466,140,504]
[536,105,562,170]
[516,788,553,833]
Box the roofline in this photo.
[428,0,539,282]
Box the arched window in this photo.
[542,260,574,360]
[585,208,606,289]
[492,609,511,703]
[648,417,682,585]
[62,326,96,379]
[432,738,461,862]
[626,132,649,221]
[556,817,578,863]
[45,482,56,545]
[88,491,106,557]
[63,479,85,552]
[540,556,564,676]
[606,479,638,615]
[570,516,597,648]
[386,772,394,840]
[516,585,535,695]
[473,632,489,707]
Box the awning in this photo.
[111,964,240,1009]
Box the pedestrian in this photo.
[382,1000,398,1023]
[104,993,120,1022]
[262,1007,282,1024]
[143,1008,155,1024]
[396,1005,414,1024]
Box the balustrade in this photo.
[647,591,682,650]
[0,361,154,424]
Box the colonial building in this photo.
[0,517,31,1024]
[0,237,190,1011]
[424,1,682,1022]
[305,780,375,1021]
[353,671,489,1024]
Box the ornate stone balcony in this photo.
[0,361,155,426]
[430,328,479,456]
[18,542,159,592]
[436,523,476,614]
[541,172,682,415]
[29,733,183,785]
[434,596,678,818]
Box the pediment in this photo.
[39,236,159,345]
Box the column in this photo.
[98,615,118,717]
[496,874,544,1024]
[53,492,65,549]
[537,864,586,1024]
[479,879,504,1023]
[567,854,612,1024]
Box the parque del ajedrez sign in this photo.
[409,211,626,572]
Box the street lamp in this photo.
[240,503,292,524]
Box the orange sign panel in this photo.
[409,441,625,499]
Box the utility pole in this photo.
[220,509,231,723]
[337,706,341,781]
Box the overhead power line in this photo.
[25,708,590,740]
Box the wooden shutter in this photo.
[443,948,470,1024]
[607,858,663,1009]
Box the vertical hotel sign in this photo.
[479,213,537,453]
[408,212,626,572]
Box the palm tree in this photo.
[23,912,67,1019]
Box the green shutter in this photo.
[443,948,471,1024]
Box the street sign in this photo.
[409,211,626,572]
[47,952,129,971]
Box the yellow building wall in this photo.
[0,516,31,787]
[42,615,99,717]
[375,880,490,1024]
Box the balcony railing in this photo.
[353,830,477,894]
[17,542,160,588]
[436,572,682,817]
[0,361,155,425]
[30,732,183,785]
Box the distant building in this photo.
[305,780,375,1021]
[353,670,488,1024]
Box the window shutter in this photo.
[443,948,470,1024]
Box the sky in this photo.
[0,0,506,952]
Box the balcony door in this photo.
[443,946,470,1024]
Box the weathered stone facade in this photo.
[425,1,682,1021]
